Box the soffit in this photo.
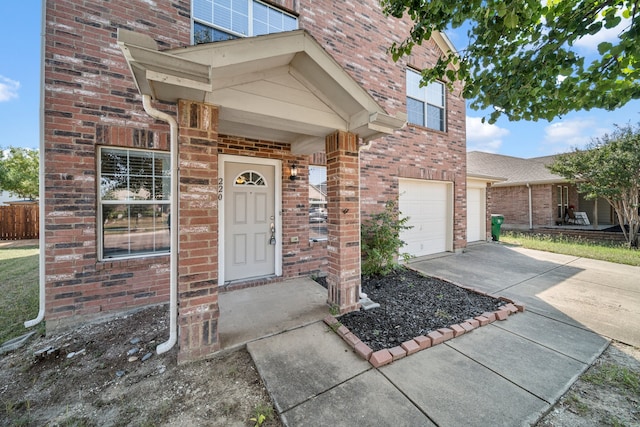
[117,29,405,154]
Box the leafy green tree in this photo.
[548,124,640,248]
[382,0,640,123]
[0,147,39,200]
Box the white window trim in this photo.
[192,0,298,43]
[98,146,171,261]
[218,154,283,286]
[406,68,446,132]
[309,165,328,242]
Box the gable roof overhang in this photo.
[467,173,506,183]
[117,29,406,155]
[467,151,572,188]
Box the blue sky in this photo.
[1,1,638,158]
[0,0,42,151]
[446,18,640,158]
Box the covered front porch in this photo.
[218,277,329,351]
[117,29,404,362]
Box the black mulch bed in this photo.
[322,268,505,352]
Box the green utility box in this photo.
[491,214,504,241]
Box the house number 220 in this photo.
[218,178,223,200]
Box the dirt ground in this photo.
[1,294,638,426]
[3,195,638,426]
[0,305,282,427]
[536,340,640,427]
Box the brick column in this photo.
[325,131,361,314]
[176,100,220,364]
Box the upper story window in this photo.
[98,147,171,260]
[406,68,446,132]
[193,0,298,44]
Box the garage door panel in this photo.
[467,187,485,242]
[399,179,452,257]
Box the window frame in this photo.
[308,165,328,242]
[192,0,298,44]
[97,146,172,261]
[406,68,447,132]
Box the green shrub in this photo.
[361,200,412,276]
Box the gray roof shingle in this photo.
[467,151,567,186]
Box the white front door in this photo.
[222,158,279,283]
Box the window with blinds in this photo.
[193,0,297,44]
[98,147,171,260]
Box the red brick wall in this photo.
[298,0,467,250]
[176,101,221,362]
[44,0,466,325]
[488,184,557,227]
[215,137,330,280]
[325,131,362,313]
[488,183,583,228]
[43,0,190,326]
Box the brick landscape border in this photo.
[324,284,526,368]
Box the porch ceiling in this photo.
[117,29,406,154]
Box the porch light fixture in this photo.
[289,164,300,181]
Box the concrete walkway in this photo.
[248,243,640,426]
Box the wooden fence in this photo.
[0,204,39,240]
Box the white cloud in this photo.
[574,14,630,52]
[466,116,509,152]
[0,75,20,102]
[542,118,608,153]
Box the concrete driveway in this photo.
[248,242,635,426]
[410,243,640,347]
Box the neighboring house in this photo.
[0,191,21,206]
[466,174,504,243]
[467,151,615,229]
[308,183,327,215]
[42,0,466,362]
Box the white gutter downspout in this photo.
[357,142,367,301]
[25,0,48,328]
[142,95,179,355]
[526,183,533,230]
[357,140,373,304]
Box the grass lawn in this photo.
[500,231,640,267]
[0,245,41,344]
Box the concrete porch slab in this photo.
[218,277,329,350]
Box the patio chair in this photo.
[565,207,578,225]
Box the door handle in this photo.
[269,222,276,245]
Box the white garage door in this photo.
[398,179,453,257]
[467,187,486,242]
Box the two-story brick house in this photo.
[39,0,467,362]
